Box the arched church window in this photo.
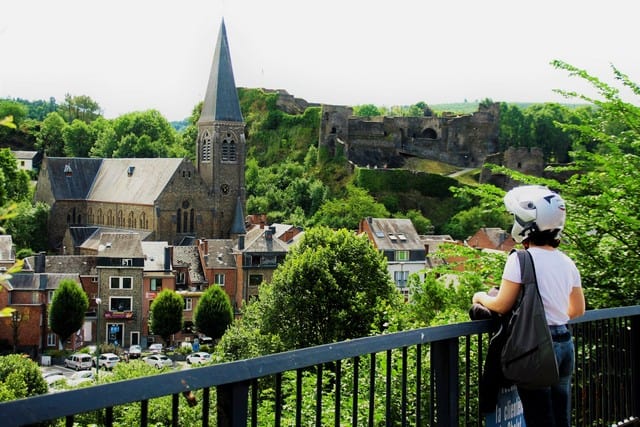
[189,208,195,233]
[201,130,212,162]
[176,208,182,233]
[221,133,237,162]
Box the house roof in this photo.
[42,255,97,275]
[198,19,244,124]
[97,233,144,258]
[204,239,236,268]
[12,150,39,160]
[142,241,169,272]
[8,273,80,290]
[172,246,206,284]
[363,218,423,251]
[75,228,151,253]
[243,226,291,254]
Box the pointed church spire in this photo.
[199,19,244,124]
[230,196,247,236]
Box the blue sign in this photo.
[485,385,525,427]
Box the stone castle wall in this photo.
[319,103,501,169]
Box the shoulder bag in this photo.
[500,249,559,389]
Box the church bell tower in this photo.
[197,20,246,238]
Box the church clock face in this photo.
[220,183,230,194]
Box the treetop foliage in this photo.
[49,279,89,344]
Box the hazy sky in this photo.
[1,0,637,121]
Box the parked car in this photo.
[142,354,173,369]
[64,353,93,370]
[128,345,142,359]
[44,372,67,387]
[186,352,211,365]
[67,370,95,387]
[96,353,120,369]
[148,343,163,354]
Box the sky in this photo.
[1,0,638,122]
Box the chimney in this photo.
[164,247,171,271]
[35,252,46,273]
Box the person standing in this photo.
[472,185,585,427]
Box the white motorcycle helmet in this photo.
[504,185,566,243]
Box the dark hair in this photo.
[524,229,561,248]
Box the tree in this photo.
[59,94,101,123]
[109,110,176,158]
[63,119,94,157]
[311,185,390,230]
[0,149,31,206]
[49,279,88,348]
[260,226,398,349]
[193,285,234,341]
[353,104,382,117]
[150,290,184,345]
[0,354,48,402]
[547,60,640,308]
[4,201,50,253]
[36,111,67,156]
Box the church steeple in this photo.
[196,19,246,239]
[198,19,244,124]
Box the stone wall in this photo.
[319,103,500,169]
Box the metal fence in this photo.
[0,306,638,426]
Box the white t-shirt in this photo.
[502,247,581,325]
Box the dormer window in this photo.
[127,166,135,176]
[64,164,73,177]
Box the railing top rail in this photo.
[1,305,638,426]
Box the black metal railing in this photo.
[0,306,638,426]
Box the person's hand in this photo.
[472,291,486,305]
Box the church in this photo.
[34,21,247,253]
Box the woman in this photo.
[472,185,585,427]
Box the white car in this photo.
[64,353,93,370]
[96,353,120,369]
[148,343,163,354]
[186,352,211,365]
[44,372,67,387]
[67,370,95,386]
[128,345,142,359]
[143,354,173,369]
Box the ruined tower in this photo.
[196,20,246,238]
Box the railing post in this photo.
[431,338,459,427]
[217,381,250,427]
[632,316,640,416]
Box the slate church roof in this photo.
[40,157,185,205]
[199,19,244,124]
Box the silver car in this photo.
[142,354,173,369]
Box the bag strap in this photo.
[515,249,545,309]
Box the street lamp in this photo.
[95,298,101,380]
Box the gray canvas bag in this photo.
[500,249,559,389]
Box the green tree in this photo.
[442,205,510,240]
[3,201,50,253]
[36,111,67,156]
[110,110,176,158]
[150,290,184,345]
[0,354,48,402]
[394,209,433,234]
[193,285,234,341]
[549,60,640,307]
[353,104,382,117]
[311,185,390,230]
[0,148,31,206]
[59,94,101,123]
[63,119,94,157]
[49,279,89,347]
[260,226,398,349]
